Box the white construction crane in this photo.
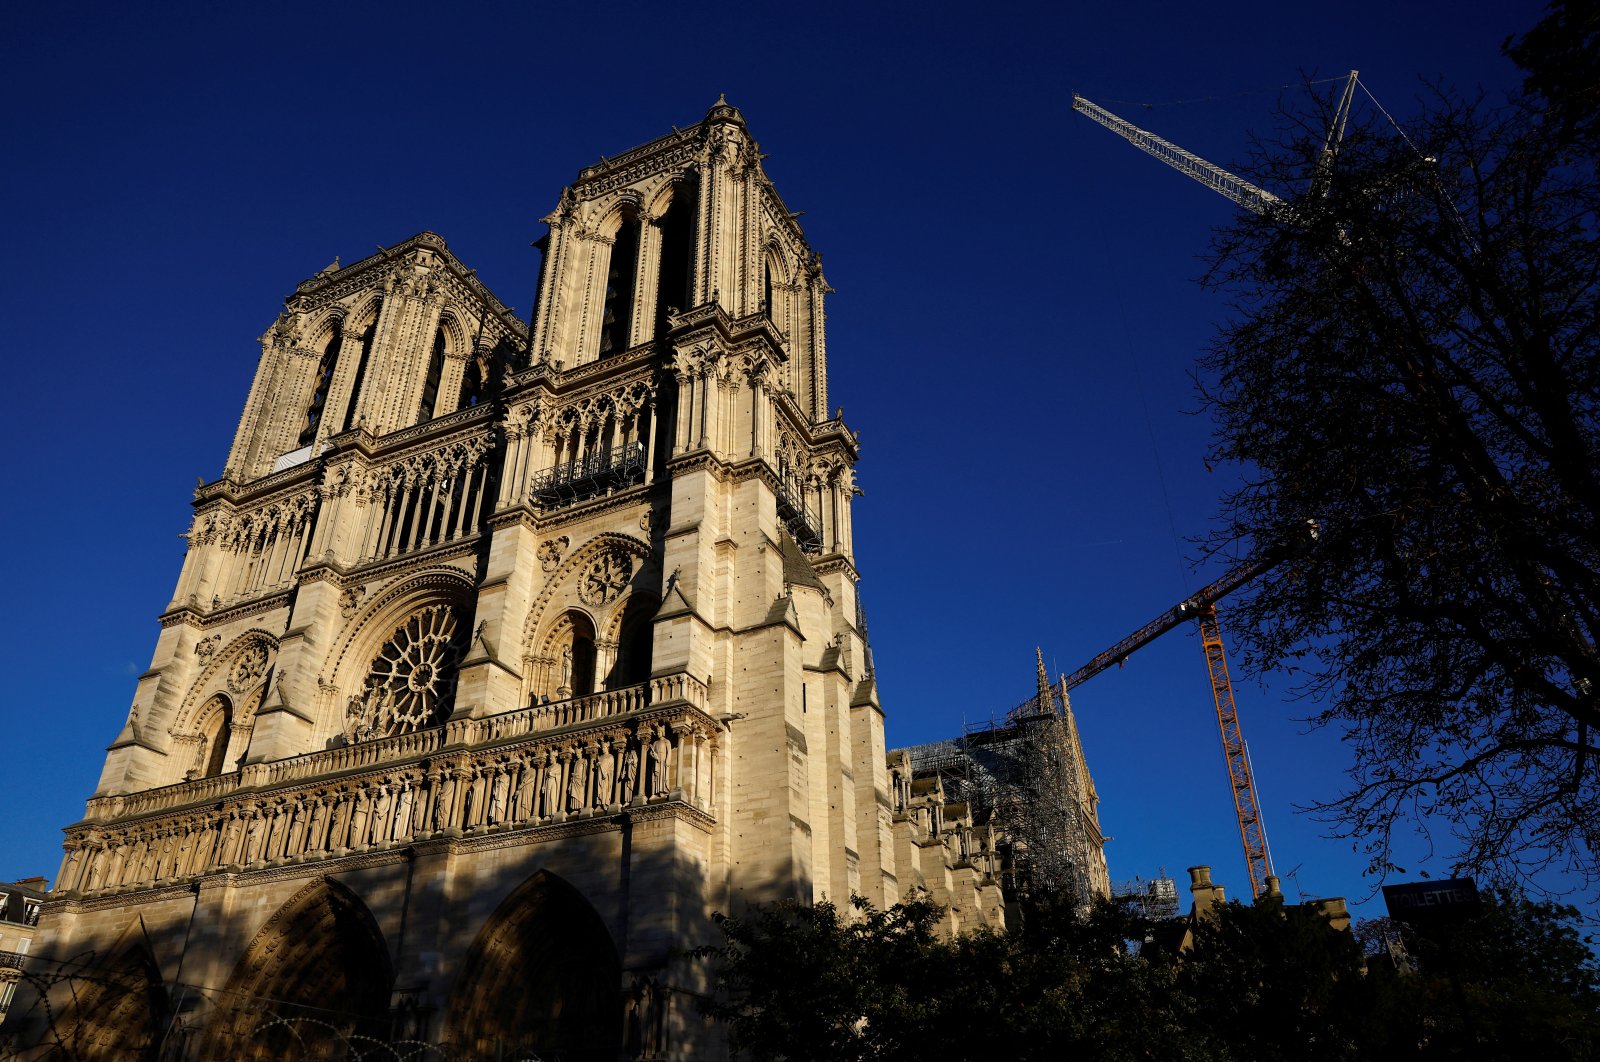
[1071,71,1360,221]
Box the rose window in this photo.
[362,605,464,735]
[579,550,633,606]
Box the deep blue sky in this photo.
[2,1,1551,920]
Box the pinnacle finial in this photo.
[716,92,727,105]
[1035,648,1052,704]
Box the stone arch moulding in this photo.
[641,170,695,221]
[520,532,655,651]
[304,306,346,352]
[435,307,472,357]
[442,869,622,1062]
[587,188,646,240]
[346,293,384,331]
[170,629,280,739]
[201,876,395,1061]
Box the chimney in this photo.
[1188,865,1226,921]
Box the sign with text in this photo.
[1382,878,1482,921]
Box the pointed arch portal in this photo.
[49,942,166,1062]
[444,870,622,1061]
[202,877,394,1060]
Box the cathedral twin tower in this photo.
[15,101,1006,1060]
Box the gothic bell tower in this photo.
[30,100,903,1060]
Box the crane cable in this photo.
[1097,74,1353,111]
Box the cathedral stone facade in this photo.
[9,101,1012,1060]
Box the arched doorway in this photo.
[443,871,622,1060]
[202,877,393,1059]
[45,942,166,1061]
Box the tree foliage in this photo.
[1197,2,1600,888]
[697,890,1600,1061]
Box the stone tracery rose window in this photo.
[360,605,465,736]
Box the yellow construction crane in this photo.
[1055,559,1277,898]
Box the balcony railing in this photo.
[775,479,822,553]
[529,443,645,508]
[0,951,25,970]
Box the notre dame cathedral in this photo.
[5,100,1089,1060]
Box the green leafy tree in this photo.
[1197,2,1600,887]
[696,894,1216,1062]
[696,888,1600,1060]
[1393,888,1600,1059]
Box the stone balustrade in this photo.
[59,680,720,899]
[80,675,706,825]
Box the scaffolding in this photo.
[901,658,1109,913]
[1112,873,1181,921]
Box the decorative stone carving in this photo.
[194,634,222,661]
[339,585,367,619]
[227,644,269,693]
[579,549,633,607]
[538,536,569,573]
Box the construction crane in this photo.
[1055,558,1276,898]
[1070,71,1360,221]
[1055,520,1320,897]
[1064,78,1356,898]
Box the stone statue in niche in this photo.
[558,645,573,698]
[393,780,414,841]
[307,798,328,853]
[371,785,392,845]
[288,800,308,855]
[621,741,640,806]
[434,773,456,832]
[567,751,589,812]
[348,790,370,849]
[514,760,536,820]
[595,742,615,808]
[541,753,561,818]
[649,727,671,797]
[488,767,509,825]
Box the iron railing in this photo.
[529,443,645,507]
[774,478,822,553]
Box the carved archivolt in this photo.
[522,533,653,648]
[322,567,476,743]
[172,630,280,737]
[323,567,475,693]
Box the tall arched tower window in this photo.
[599,214,640,357]
[419,327,446,423]
[298,331,340,447]
[459,351,487,409]
[341,304,380,433]
[654,184,695,339]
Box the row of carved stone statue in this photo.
[58,720,714,896]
